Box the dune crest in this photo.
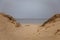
[41,14,60,26]
[0,13,20,27]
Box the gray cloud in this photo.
[0,0,60,18]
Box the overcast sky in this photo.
[0,0,60,18]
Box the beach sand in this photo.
[0,13,60,40]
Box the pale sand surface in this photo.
[17,21,60,40]
[0,13,60,40]
[7,22,60,40]
[14,24,42,40]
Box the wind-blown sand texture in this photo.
[0,13,60,40]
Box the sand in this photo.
[0,13,60,40]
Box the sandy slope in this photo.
[0,13,60,40]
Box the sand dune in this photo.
[0,13,60,40]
